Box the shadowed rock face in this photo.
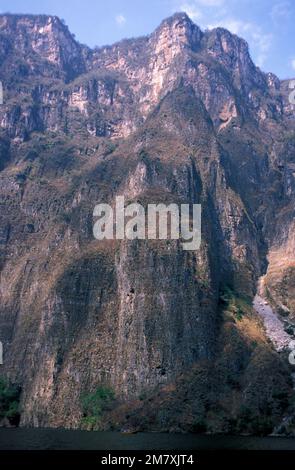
[0,12,294,432]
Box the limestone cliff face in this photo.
[0,14,88,79]
[0,13,285,140]
[0,13,294,432]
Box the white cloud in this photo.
[251,30,272,67]
[291,59,295,71]
[204,17,272,67]
[206,18,250,34]
[115,14,126,26]
[271,1,290,23]
[175,0,272,68]
[180,3,203,21]
[197,0,224,5]
[180,0,224,18]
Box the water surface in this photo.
[0,428,295,450]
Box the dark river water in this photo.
[0,428,295,450]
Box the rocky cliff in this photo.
[0,12,294,434]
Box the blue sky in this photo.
[1,0,294,78]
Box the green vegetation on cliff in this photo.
[81,387,115,430]
[0,377,21,426]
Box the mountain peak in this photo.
[0,13,86,82]
[160,11,193,26]
[0,13,64,30]
[152,11,203,52]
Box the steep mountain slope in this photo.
[0,12,294,433]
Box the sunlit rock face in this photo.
[0,12,294,433]
[0,12,285,140]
